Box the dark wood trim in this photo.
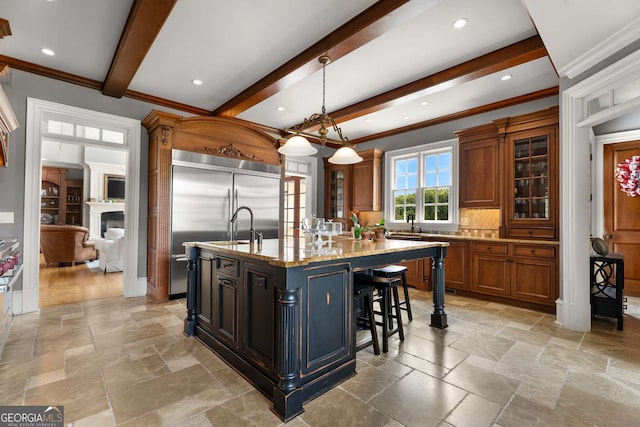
[304,35,549,132]
[0,55,103,90]
[102,0,177,98]
[351,86,559,144]
[123,88,210,115]
[0,54,210,116]
[0,18,12,39]
[212,0,438,118]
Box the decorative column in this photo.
[184,245,197,336]
[272,287,304,421]
[430,245,448,329]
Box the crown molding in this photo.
[559,16,640,79]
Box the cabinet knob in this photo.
[530,249,535,254]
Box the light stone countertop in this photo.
[388,232,560,246]
[185,237,449,268]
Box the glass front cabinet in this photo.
[500,108,559,240]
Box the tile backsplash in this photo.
[458,208,500,237]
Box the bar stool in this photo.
[353,282,380,355]
[355,273,404,353]
[373,265,413,321]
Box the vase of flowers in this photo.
[616,156,640,197]
[351,212,362,239]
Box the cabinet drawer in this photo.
[471,242,508,254]
[507,227,556,240]
[513,245,556,259]
[217,256,239,277]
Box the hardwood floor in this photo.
[39,255,122,307]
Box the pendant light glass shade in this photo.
[278,135,318,156]
[328,146,363,164]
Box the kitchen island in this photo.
[183,237,448,421]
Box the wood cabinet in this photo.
[41,167,84,225]
[423,238,470,291]
[393,236,468,292]
[64,179,83,225]
[41,167,66,225]
[470,241,557,307]
[324,148,383,224]
[143,110,282,303]
[389,234,557,311]
[323,161,351,226]
[456,124,500,208]
[496,107,559,240]
[352,148,383,211]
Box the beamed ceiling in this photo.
[1,0,640,146]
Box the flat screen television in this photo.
[105,175,125,200]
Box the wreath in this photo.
[615,155,640,197]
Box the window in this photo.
[385,139,458,231]
[46,119,125,145]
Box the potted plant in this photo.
[373,218,387,241]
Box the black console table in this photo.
[590,253,625,330]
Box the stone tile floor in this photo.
[1,290,639,426]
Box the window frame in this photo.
[384,138,459,232]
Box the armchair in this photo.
[40,225,98,266]
[95,228,125,273]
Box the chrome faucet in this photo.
[231,206,256,243]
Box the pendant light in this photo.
[278,135,318,156]
[281,55,362,164]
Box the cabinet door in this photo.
[244,262,275,374]
[459,139,499,208]
[195,252,215,334]
[470,252,510,296]
[398,258,427,291]
[214,272,240,350]
[505,125,558,239]
[511,255,557,306]
[443,240,469,290]
[301,262,352,377]
[324,162,351,222]
[352,149,382,211]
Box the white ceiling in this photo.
[1,0,639,144]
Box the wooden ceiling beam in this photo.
[102,0,176,98]
[300,35,549,132]
[212,0,441,118]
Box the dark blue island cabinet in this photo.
[183,238,448,421]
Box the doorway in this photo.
[600,138,640,296]
[20,98,144,314]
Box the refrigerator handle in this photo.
[228,188,234,241]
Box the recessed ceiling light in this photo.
[420,101,429,106]
[403,116,411,120]
[191,79,203,85]
[276,106,285,111]
[501,74,512,81]
[453,18,468,29]
[364,118,372,123]
[40,48,55,56]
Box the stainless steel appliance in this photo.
[169,150,281,297]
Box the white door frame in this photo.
[19,98,145,314]
[559,49,640,331]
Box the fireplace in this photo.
[101,211,124,237]
[86,201,125,239]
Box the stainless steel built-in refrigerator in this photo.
[169,150,281,297]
